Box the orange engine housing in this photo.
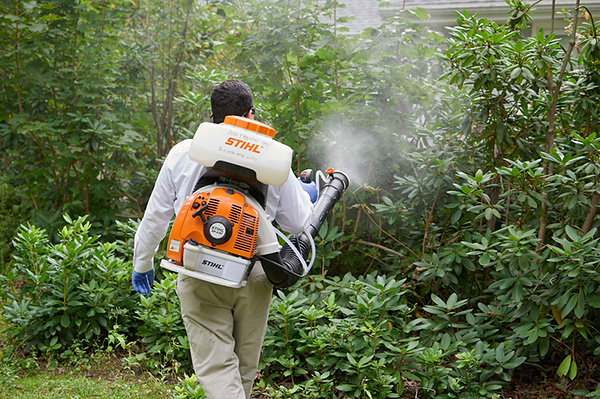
[166,186,260,265]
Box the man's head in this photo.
[211,80,254,124]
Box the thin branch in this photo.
[423,183,442,254]
[350,190,419,259]
[354,240,405,258]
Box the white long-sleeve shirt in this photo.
[133,139,313,273]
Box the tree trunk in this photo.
[582,191,600,234]
[146,0,194,165]
[536,0,580,251]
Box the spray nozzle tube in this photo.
[262,169,350,288]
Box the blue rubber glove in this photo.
[132,268,155,295]
[298,178,318,203]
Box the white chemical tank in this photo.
[189,116,293,186]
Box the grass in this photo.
[0,316,183,399]
[3,372,173,399]
[0,345,178,399]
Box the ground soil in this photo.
[499,351,600,399]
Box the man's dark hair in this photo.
[211,80,253,124]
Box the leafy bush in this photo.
[260,273,411,398]
[172,374,206,399]
[2,215,137,351]
[260,273,517,399]
[373,0,600,388]
[0,0,154,243]
[134,273,192,376]
[0,215,192,377]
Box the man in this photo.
[131,79,314,398]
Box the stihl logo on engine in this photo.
[202,259,224,270]
[225,137,261,154]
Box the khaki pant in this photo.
[176,264,273,399]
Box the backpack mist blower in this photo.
[160,116,349,288]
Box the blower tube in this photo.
[261,170,350,288]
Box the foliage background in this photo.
[2,0,600,398]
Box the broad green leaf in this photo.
[568,358,577,380]
[557,355,572,377]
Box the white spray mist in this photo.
[309,117,379,188]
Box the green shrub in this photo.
[134,272,192,376]
[261,273,416,398]
[259,273,534,398]
[2,215,137,351]
[370,1,600,388]
[0,215,192,377]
